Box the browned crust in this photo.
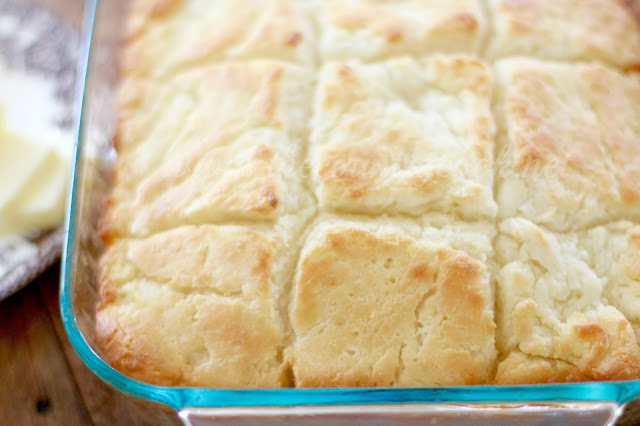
[290,225,495,387]
[95,225,285,387]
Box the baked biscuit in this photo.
[320,0,486,62]
[494,218,640,383]
[495,59,640,232]
[311,56,496,220]
[494,351,590,384]
[289,218,496,387]
[122,0,317,76]
[486,0,640,69]
[96,225,288,387]
[102,61,314,240]
[581,222,640,342]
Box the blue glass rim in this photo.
[59,0,640,412]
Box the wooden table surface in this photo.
[0,264,180,426]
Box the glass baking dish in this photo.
[60,0,640,424]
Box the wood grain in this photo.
[0,265,180,426]
[0,270,91,425]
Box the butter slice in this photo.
[0,126,69,235]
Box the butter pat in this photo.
[0,124,69,235]
[0,62,71,236]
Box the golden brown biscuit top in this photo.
[311,56,496,219]
[290,222,496,387]
[97,288,287,387]
[495,59,640,231]
[321,0,486,61]
[101,61,314,240]
[494,351,591,385]
[487,0,640,68]
[122,0,317,76]
[494,218,640,382]
[96,225,287,387]
[99,225,277,302]
[117,61,311,155]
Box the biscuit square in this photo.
[102,61,314,240]
[493,218,640,384]
[320,0,486,62]
[486,0,640,68]
[289,219,496,387]
[310,56,496,220]
[96,225,288,387]
[495,59,640,232]
[122,0,317,77]
[581,222,640,343]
